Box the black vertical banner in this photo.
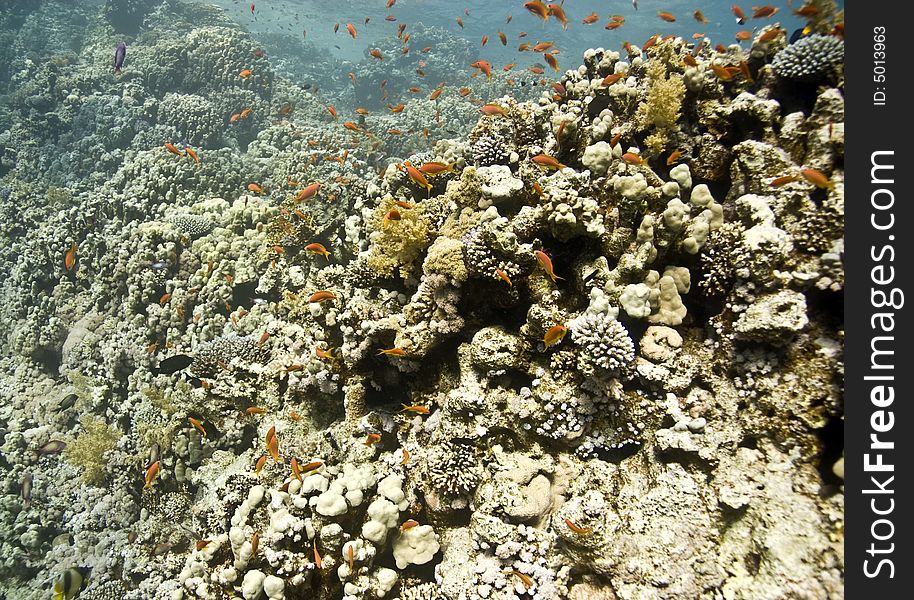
[846,1,911,596]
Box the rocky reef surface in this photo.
[0,1,844,599]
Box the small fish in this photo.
[196,540,212,551]
[383,208,402,228]
[601,72,627,86]
[657,11,676,22]
[300,460,323,473]
[735,30,752,41]
[752,5,778,19]
[295,182,321,202]
[154,354,193,375]
[732,4,746,24]
[770,174,799,187]
[267,432,280,462]
[793,4,818,17]
[543,324,567,349]
[369,49,383,60]
[801,168,833,189]
[144,460,161,489]
[365,433,382,446]
[401,449,410,465]
[347,544,354,570]
[247,183,264,194]
[291,457,303,481]
[418,162,455,176]
[164,142,183,157]
[666,150,684,166]
[524,1,550,22]
[188,416,206,437]
[184,147,200,164]
[534,250,563,282]
[583,13,599,24]
[305,242,330,260]
[481,35,488,46]
[632,0,638,10]
[758,27,783,43]
[239,69,253,78]
[113,41,126,74]
[251,531,260,556]
[543,52,559,72]
[470,60,491,80]
[254,454,267,475]
[52,568,84,600]
[456,17,464,28]
[399,404,430,414]
[497,31,507,45]
[64,243,78,271]
[36,439,67,455]
[308,290,337,303]
[683,54,698,67]
[246,406,268,415]
[327,105,337,118]
[313,539,322,568]
[504,570,534,588]
[495,268,512,286]
[564,517,593,534]
[159,292,171,306]
[378,347,407,357]
[693,10,708,24]
[346,23,357,39]
[531,154,565,170]
[20,472,32,509]
[404,162,432,195]
[400,519,419,532]
[621,152,645,166]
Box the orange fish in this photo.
[378,347,407,357]
[456,17,464,28]
[693,10,708,24]
[295,182,322,202]
[328,105,338,118]
[657,11,676,22]
[305,242,330,260]
[543,324,567,349]
[255,454,267,475]
[666,150,684,166]
[400,519,419,532]
[246,406,268,415]
[583,13,599,24]
[399,404,429,414]
[564,518,593,535]
[383,208,402,228]
[683,54,698,67]
[369,49,383,60]
[239,107,252,119]
[543,52,559,72]
[430,87,442,101]
[365,433,382,446]
[801,168,833,189]
[528,66,545,74]
[343,121,361,132]
[267,432,280,462]
[291,457,303,482]
[710,63,737,81]
[164,142,183,156]
[459,87,471,97]
[732,4,746,24]
[534,250,563,282]
[401,449,410,465]
[481,35,488,46]
[470,60,491,80]
[184,146,200,164]
[387,0,396,7]
[757,27,783,43]
[495,268,512,287]
[503,62,516,71]
[188,416,206,437]
[251,532,259,556]
[239,69,253,78]
[770,174,799,187]
[504,570,534,588]
[247,183,264,194]
[196,540,212,551]
[524,1,550,22]
[497,31,507,45]
[64,243,78,271]
[531,154,565,170]
[752,5,778,18]
[346,23,357,39]
[159,292,171,306]
[621,152,645,166]
[308,290,337,303]
[643,34,660,50]
[605,21,623,30]
[144,460,161,489]
[735,30,752,41]
[409,86,421,93]
[388,103,405,113]
[404,162,432,195]
[793,4,818,17]
[546,3,568,29]
[418,162,454,176]
[313,539,322,568]
[601,72,626,86]
[385,15,396,21]
[479,103,508,116]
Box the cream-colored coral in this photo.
[636,60,686,155]
[366,196,432,278]
[64,416,121,484]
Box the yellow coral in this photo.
[64,416,121,484]
[636,60,685,155]
[366,195,432,278]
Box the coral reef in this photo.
[0,3,844,600]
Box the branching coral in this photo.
[64,416,121,484]
[636,59,685,155]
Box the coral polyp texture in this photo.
[0,2,844,600]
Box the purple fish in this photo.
[114,41,126,74]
